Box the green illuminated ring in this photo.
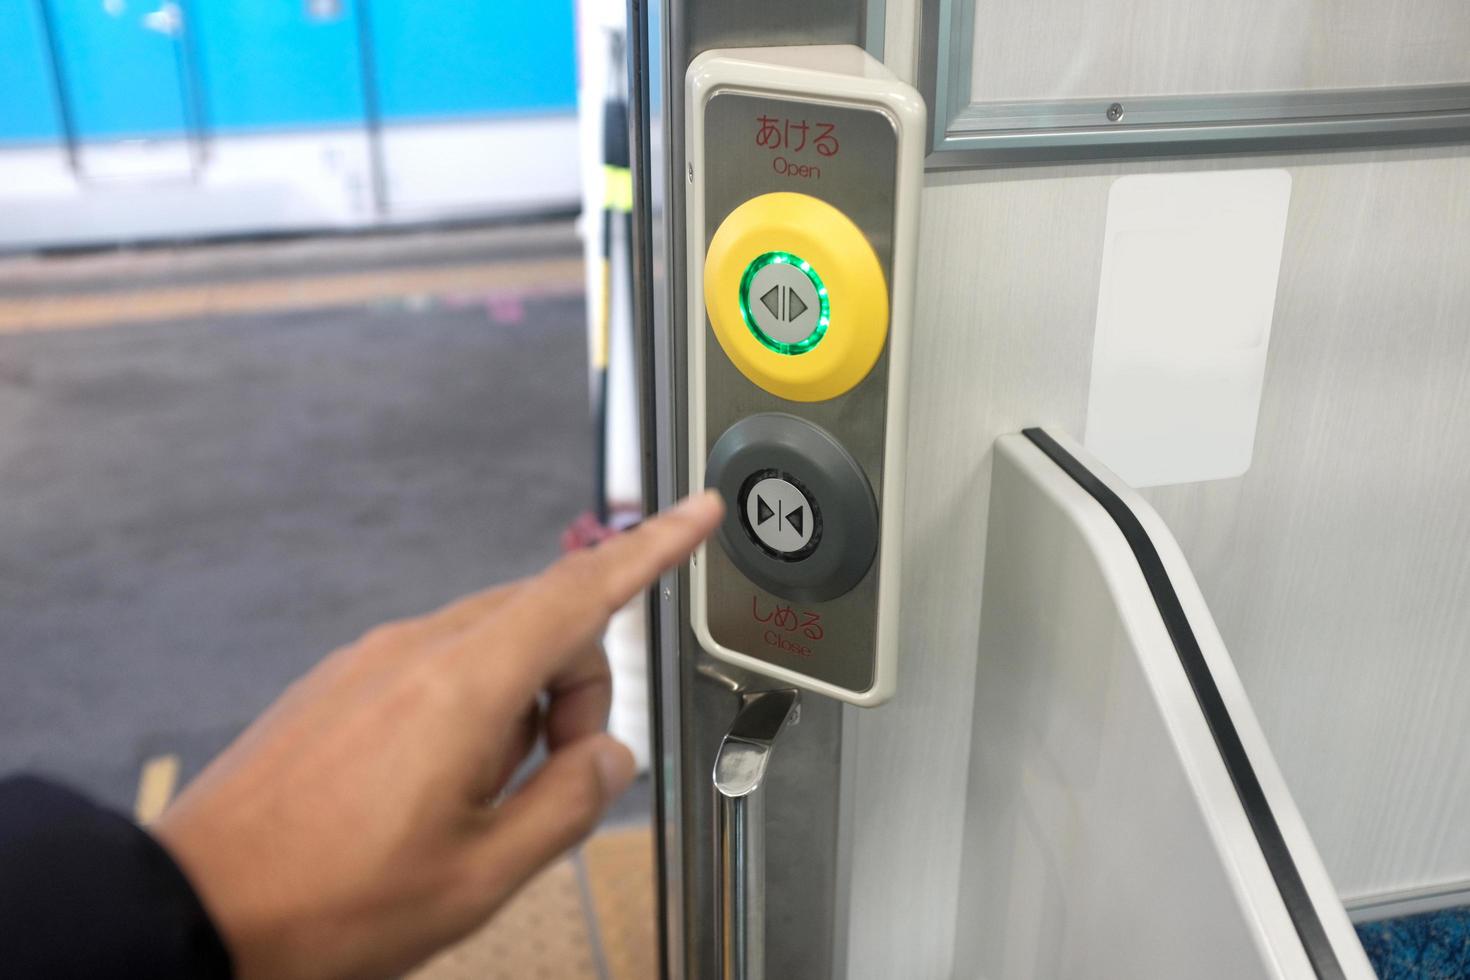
[736,251,831,356]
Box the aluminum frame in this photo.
[921,0,1470,167]
[627,1,885,977]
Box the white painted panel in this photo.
[954,433,1373,979]
[845,165,1109,980]
[968,0,1470,102]
[1141,153,1470,905]
[842,144,1470,975]
[1084,170,1291,488]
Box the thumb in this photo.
[475,734,636,904]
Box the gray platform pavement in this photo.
[0,225,597,813]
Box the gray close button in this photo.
[706,413,878,603]
[744,475,815,555]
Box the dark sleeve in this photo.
[0,775,233,979]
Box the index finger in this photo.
[449,489,724,696]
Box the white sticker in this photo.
[1083,170,1292,488]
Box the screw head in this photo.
[1106,102,1125,122]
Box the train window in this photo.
[921,0,1470,164]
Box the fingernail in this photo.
[594,738,637,799]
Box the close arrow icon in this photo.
[756,496,775,526]
[785,505,805,536]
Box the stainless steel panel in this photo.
[682,1,869,64]
[634,1,883,978]
[625,1,683,972]
[701,92,899,693]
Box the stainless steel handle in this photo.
[713,689,800,980]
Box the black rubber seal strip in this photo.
[1021,427,1345,980]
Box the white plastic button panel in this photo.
[686,46,924,707]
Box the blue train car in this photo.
[0,0,580,247]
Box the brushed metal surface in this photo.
[701,92,899,694]
[919,0,1470,164]
[969,0,1470,103]
[714,689,801,980]
[654,4,1470,976]
[649,3,882,978]
[685,0,867,63]
[840,143,1470,977]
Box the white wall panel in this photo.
[843,129,1470,972]
[1143,151,1470,903]
[844,163,1109,978]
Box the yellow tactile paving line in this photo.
[0,224,577,290]
[133,753,181,827]
[0,256,584,335]
[582,826,659,980]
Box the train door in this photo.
[629,1,1470,977]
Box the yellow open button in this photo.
[703,192,888,403]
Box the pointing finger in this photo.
[448,490,723,702]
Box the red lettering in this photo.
[755,114,781,148]
[752,595,774,623]
[772,156,820,180]
[754,116,839,160]
[814,122,839,157]
[763,630,812,658]
[752,596,825,654]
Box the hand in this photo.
[154,491,724,980]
